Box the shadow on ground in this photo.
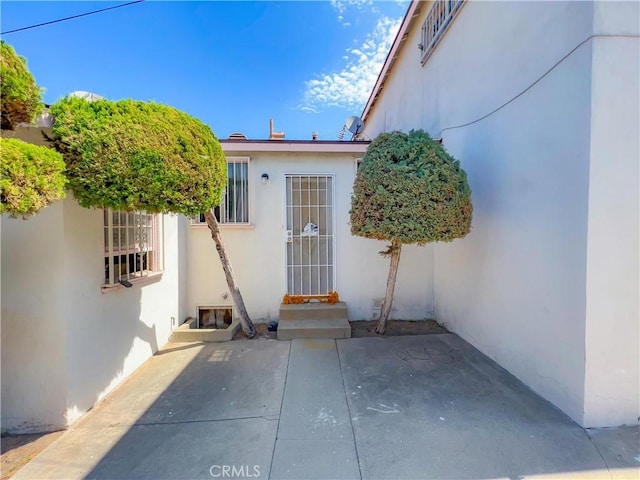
[12,339,290,480]
[1,431,63,480]
[11,334,640,480]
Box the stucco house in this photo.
[2,126,390,433]
[357,0,638,428]
[187,136,439,325]
[1,0,638,434]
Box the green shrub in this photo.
[50,97,226,216]
[0,42,44,130]
[350,129,472,244]
[0,137,66,217]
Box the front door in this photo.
[285,175,334,295]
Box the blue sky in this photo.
[1,1,407,140]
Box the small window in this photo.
[192,157,250,225]
[103,209,163,286]
[419,0,464,63]
[354,158,363,174]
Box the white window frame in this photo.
[192,156,251,227]
[103,209,163,289]
[419,0,465,64]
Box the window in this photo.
[192,157,250,225]
[103,209,162,287]
[354,158,363,174]
[419,0,464,63]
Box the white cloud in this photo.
[331,0,374,25]
[301,15,401,112]
[331,0,373,15]
[297,104,321,114]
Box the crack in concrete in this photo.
[336,339,363,480]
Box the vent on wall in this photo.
[198,306,233,329]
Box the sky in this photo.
[1,1,408,140]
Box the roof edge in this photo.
[220,139,370,153]
[220,139,369,145]
[361,0,424,123]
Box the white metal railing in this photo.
[420,0,464,63]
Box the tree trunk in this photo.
[376,239,402,334]
[204,211,256,338]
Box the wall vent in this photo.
[197,305,233,329]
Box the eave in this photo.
[220,139,370,154]
[361,1,425,123]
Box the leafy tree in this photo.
[350,130,472,334]
[0,137,66,217]
[0,41,43,130]
[50,96,257,337]
[0,42,65,217]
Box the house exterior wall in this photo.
[186,150,435,324]
[1,196,185,432]
[362,0,638,426]
[1,203,68,433]
[583,1,639,427]
[60,200,185,425]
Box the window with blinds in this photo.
[192,157,250,225]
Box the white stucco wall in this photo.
[583,1,640,427]
[363,1,614,425]
[1,196,185,432]
[186,150,435,324]
[60,200,185,425]
[1,204,68,433]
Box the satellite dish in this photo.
[345,116,365,136]
[69,90,104,102]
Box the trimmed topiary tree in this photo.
[49,97,225,215]
[0,137,66,217]
[350,129,472,334]
[0,41,43,130]
[50,96,257,337]
[0,42,65,217]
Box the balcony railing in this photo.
[419,0,465,63]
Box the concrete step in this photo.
[277,318,351,340]
[170,318,240,342]
[279,302,348,321]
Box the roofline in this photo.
[361,0,424,123]
[220,139,370,153]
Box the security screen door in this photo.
[285,175,334,295]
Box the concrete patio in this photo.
[11,334,639,480]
